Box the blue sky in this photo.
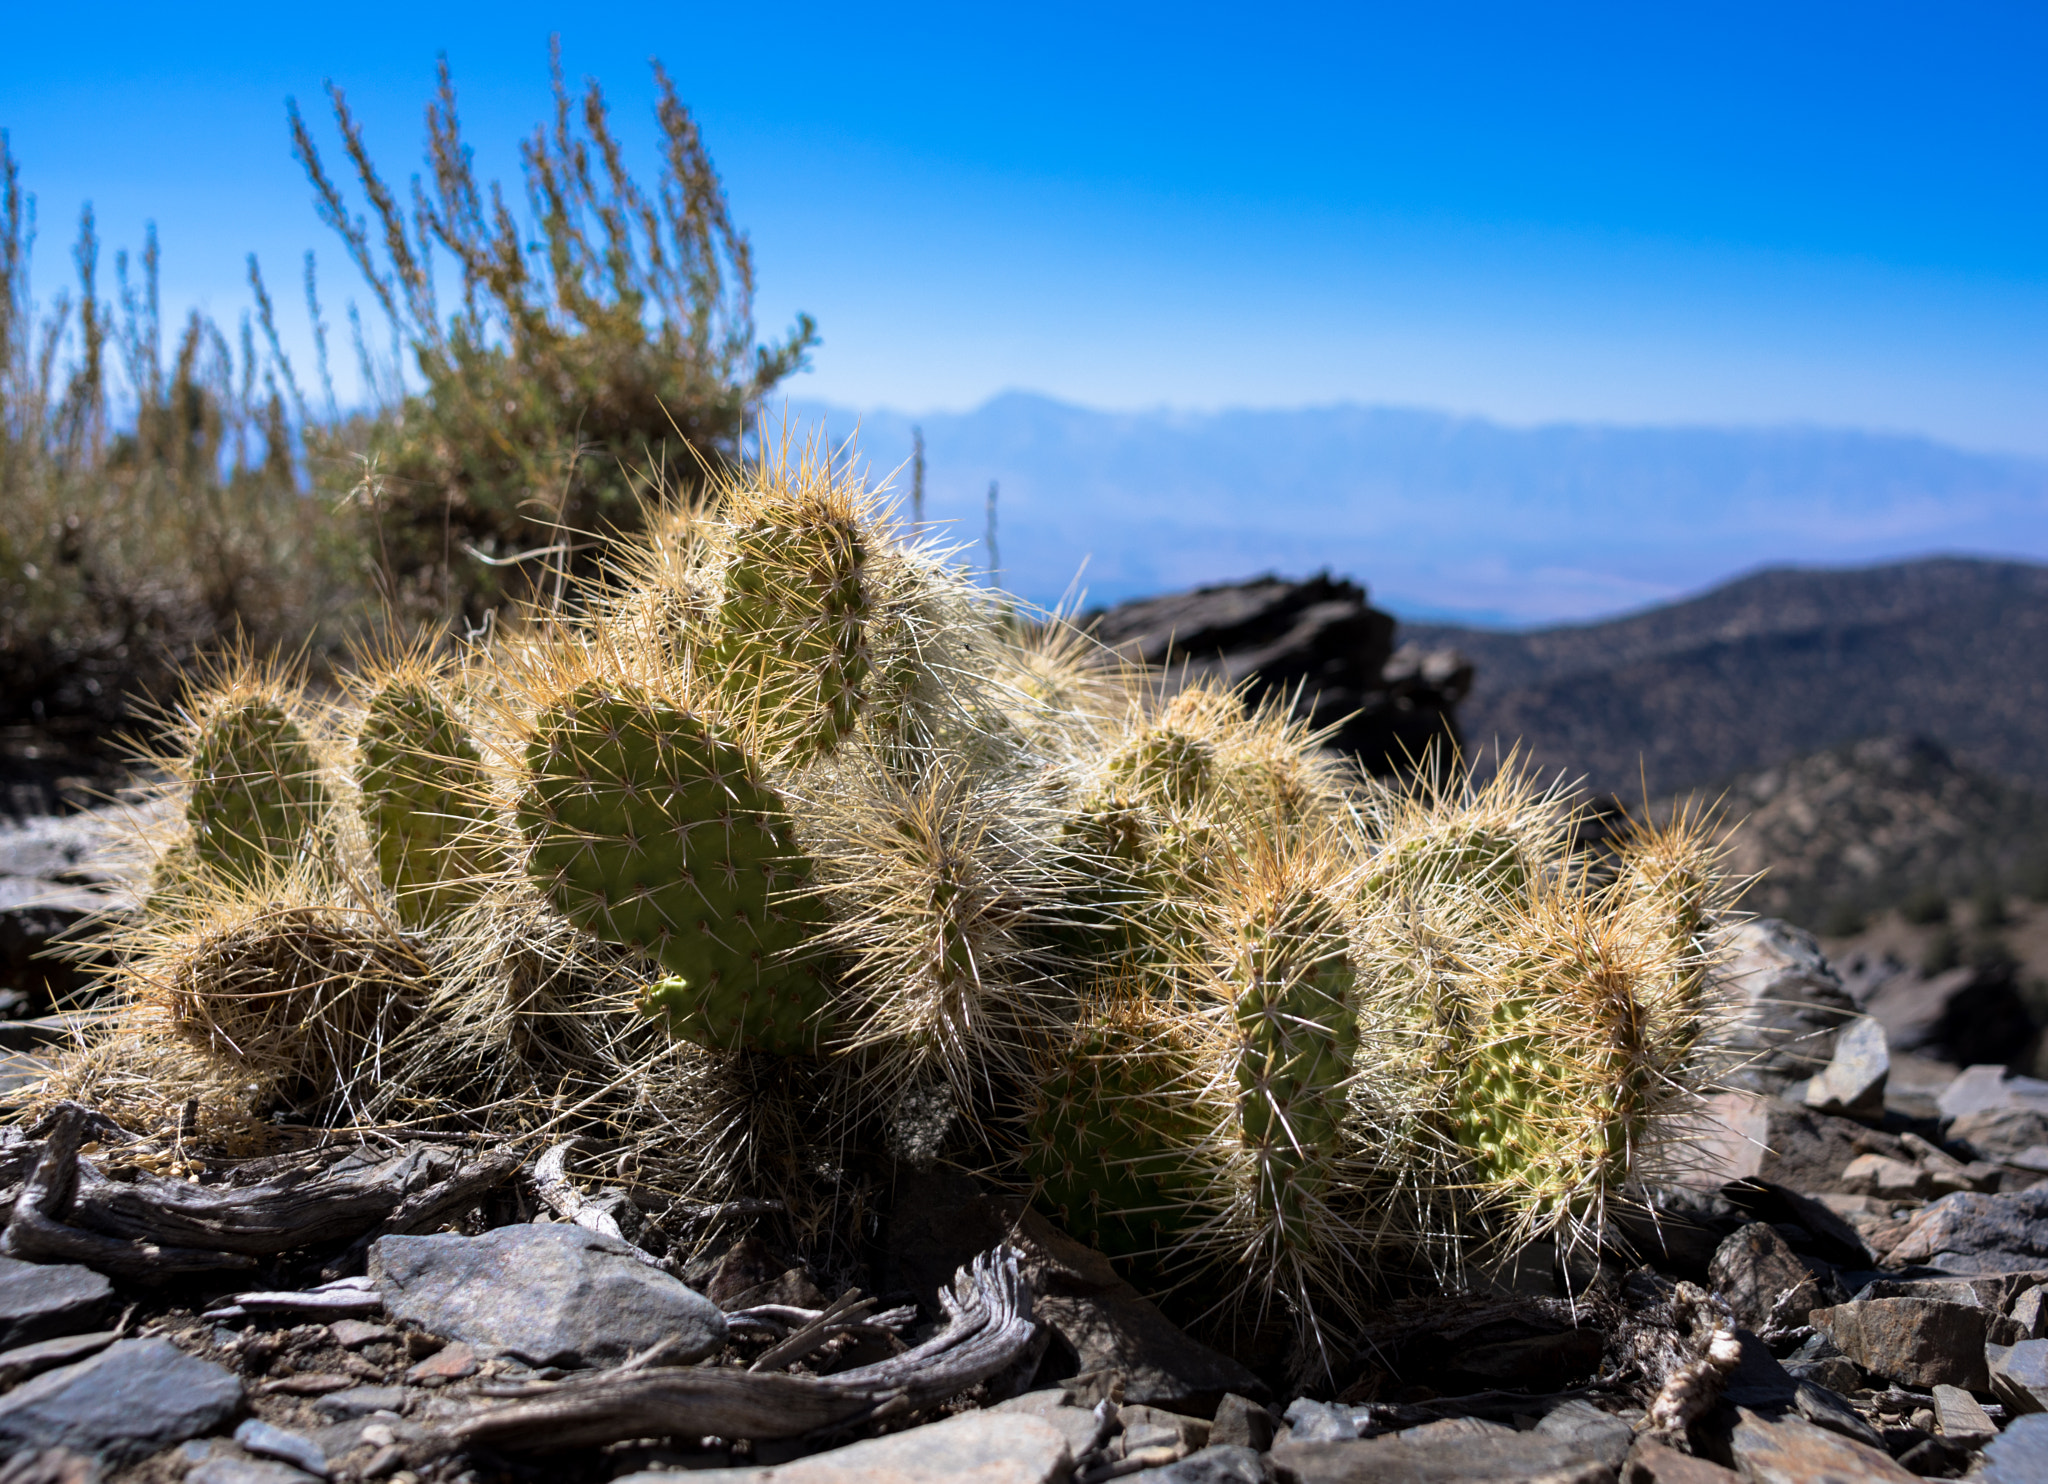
[5,2,2047,454]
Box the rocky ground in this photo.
[4,824,2048,1482]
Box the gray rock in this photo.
[987,1390,1106,1458]
[0,1445,103,1484]
[234,1419,329,1477]
[1715,920,1856,1094]
[1931,1383,1995,1442]
[1837,1153,1939,1200]
[0,1328,119,1388]
[1989,1338,2048,1414]
[368,1222,725,1368]
[1623,1436,1741,1482]
[0,1258,113,1349]
[1867,963,2041,1072]
[1210,1393,1276,1452]
[1938,1064,2048,1121]
[1120,1403,1210,1454]
[1803,1016,1888,1120]
[1272,1427,1617,1483]
[1282,1397,1359,1444]
[1707,1223,1815,1332]
[1690,1095,1895,1196]
[1126,1445,1266,1484]
[186,1461,322,1484]
[611,1410,1073,1483]
[2015,1283,2048,1338]
[1790,1379,1884,1449]
[0,1337,243,1465]
[1782,1354,1862,1395]
[1950,1105,2048,1161]
[1719,1330,1799,1410]
[1981,1412,2048,1484]
[1534,1398,1634,1470]
[309,1385,410,1420]
[1724,1408,1915,1484]
[1885,1186,2048,1271]
[1089,573,1459,776]
[1808,1297,1988,1388]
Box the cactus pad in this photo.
[519,681,832,1054]
[1025,999,1210,1258]
[706,508,872,760]
[186,696,327,881]
[357,678,502,925]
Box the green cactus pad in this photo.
[706,511,872,760]
[1108,725,1215,811]
[357,679,502,926]
[1227,895,1358,1236]
[187,697,327,881]
[1025,1008,1209,1259]
[1451,982,1640,1219]
[518,681,832,1055]
[1364,823,1531,903]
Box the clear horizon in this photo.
[5,3,2046,457]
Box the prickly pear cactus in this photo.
[706,505,871,761]
[186,694,327,881]
[1447,881,1715,1247]
[1025,994,1210,1259]
[518,680,833,1054]
[356,678,501,926]
[1221,874,1359,1248]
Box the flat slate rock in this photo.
[1981,1412,2048,1484]
[368,1221,725,1369]
[0,1257,113,1349]
[1271,1427,1616,1482]
[1126,1444,1266,1483]
[0,1336,243,1465]
[1724,1407,1914,1484]
[1884,1186,2048,1271]
[1535,1399,1635,1471]
[612,1410,1073,1483]
[1808,1296,1989,1389]
[1623,1437,1740,1483]
[186,1459,323,1484]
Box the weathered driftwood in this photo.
[320,1147,521,1279]
[71,1139,463,1254]
[2,1105,519,1278]
[206,1276,384,1322]
[0,1107,255,1279]
[443,1247,1035,1453]
[531,1140,662,1265]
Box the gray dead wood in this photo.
[69,1140,462,1254]
[0,1106,255,1279]
[441,1246,1036,1453]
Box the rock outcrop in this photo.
[1087,572,1470,776]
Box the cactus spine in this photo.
[182,680,328,883]
[518,678,832,1055]
[1025,989,1213,1260]
[355,671,502,926]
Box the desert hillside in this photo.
[1404,555,2048,799]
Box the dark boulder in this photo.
[1087,573,1469,777]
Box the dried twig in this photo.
[440,1246,1034,1453]
[0,1106,254,1280]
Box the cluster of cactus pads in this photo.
[41,441,1741,1373]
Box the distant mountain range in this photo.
[1402,556,2048,799]
[785,392,2048,624]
